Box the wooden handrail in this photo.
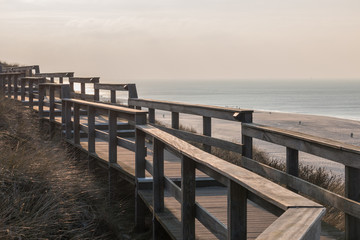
[136,124,325,239]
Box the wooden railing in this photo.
[0,72,26,99]
[94,83,138,104]
[1,65,40,76]
[135,124,325,239]
[35,72,74,83]
[241,123,360,239]
[69,77,100,101]
[20,77,46,108]
[128,98,253,154]
[62,98,147,182]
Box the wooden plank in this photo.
[153,138,165,212]
[195,204,227,240]
[149,108,155,123]
[73,103,80,144]
[108,110,117,163]
[128,98,253,121]
[228,180,247,240]
[153,124,243,154]
[242,123,360,168]
[65,101,72,139]
[69,77,100,83]
[49,85,55,121]
[238,156,360,219]
[137,125,322,210]
[94,83,127,91]
[345,166,360,239]
[256,208,325,240]
[35,72,74,78]
[110,90,116,103]
[88,106,95,153]
[172,112,179,129]
[203,116,211,152]
[182,155,196,239]
[63,98,147,115]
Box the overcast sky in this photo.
[0,0,359,81]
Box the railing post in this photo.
[110,90,116,103]
[61,85,71,134]
[241,112,253,158]
[135,128,147,231]
[88,106,95,153]
[286,147,299,191]
[153,138,165,239]
[172,112,179,129]
[182,155,196,240]
[38,84,44,118]
[59,76,63,84]
[73,103,80,145]
[108,110,118,163]
[13,75,18,100]
[228,180,247,240]
[29,79,34,109]
[203,116,211,153]
[7,75,12,98]
[345,166,360,239]
[20,78,25,102]
[94,88,99,102]
[49,85,55,122]
[65,101,72,139]
[81,82,85,100]
[149,108,155,124]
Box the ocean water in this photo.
[133,79,360,121]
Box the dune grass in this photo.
[0,96,151,239]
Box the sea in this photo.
[82,79,360,120]
[133,79,360,121]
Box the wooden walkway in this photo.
[25,101,341,239]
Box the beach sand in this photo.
[154,110,360,178]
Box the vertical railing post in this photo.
[203,116,212,153]
[88,106,95,153]
[81,82,85,100]
[153,138,165,239]
[345,166,360,239]
[20,78,25,102]
[0,75,4,95]
[7,75,12,98]
[110,90,116,103]
[94,88,99,102]
[149,108,155,124]
[65,100,72,139]
[228,180,247,240]
[61,85,71,134]
[13,75,18,100]
[135,127,147,231]
[182,155,196,240]
[49,85,55,122]
[108,110,118,200]
[240,112,253,159]
[38,84,44,118]
[172,112,179,129]
[286,147,299,191]
[29,79,34,109]
[73,103,80,145]
[59,76,63,84]
[108,110,118,163]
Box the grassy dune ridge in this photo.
[0,96,150,239]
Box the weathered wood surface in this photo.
[128,98,253,121]
[242,123,360,168]
[94,83,128,91]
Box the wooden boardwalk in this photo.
[28,100,341,239]
[0,73,349,239]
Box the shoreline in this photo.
[155,110,360,178]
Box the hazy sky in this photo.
[0,0,359,81]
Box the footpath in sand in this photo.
[156,110,360,178]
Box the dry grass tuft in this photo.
[0,96,150,239]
